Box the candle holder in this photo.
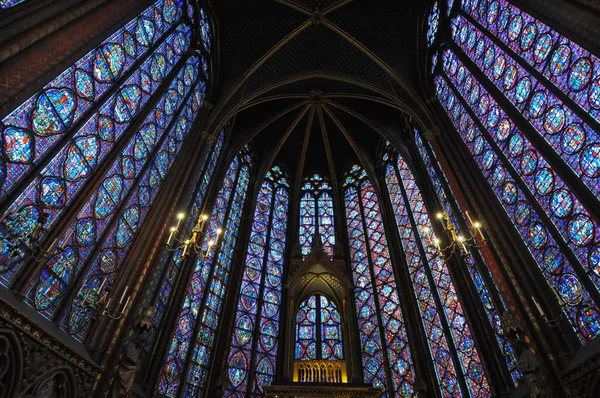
[0,209,61,263]
[422,211,486,259]
[532,276,582,328]
[75,279,131,321]
[164,212,222,260]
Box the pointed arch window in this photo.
[0,0,214,341]
[429,0,600,343]
[342,164,416,396]
[299,174,335,258]
[383,148,491,396]
[414,130,520,383]
[224,165,290,397]
[159,148,253,397]
[142,131,225,359]
[294,293,343,361]
[0,0,214,293]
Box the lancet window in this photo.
[428,0,600,343]
[159,148,253,397]
[299,174,335,258]
[343,164,416,396]
[383,145,491,396]
[224,165,290,397]
[294,294,343,361]
[0,0,213,344]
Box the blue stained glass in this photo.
[295,296,318,360]
[441,49,600,315]
[450,15,600,199]
[0,24,192,286]
[434,75,600,342]
[23,56,200,318]
[225,166,288,397]
[159,149,252,397]
[299,174,335,259]
[427,2,440,47]
[460,0,600,124]
[0,0,27,10]
[414,131,520,383]
[199,8,212,53]
[343,164,415,397]
[55,70,203,341]
[144,132,223,358]
[384,148,491,397]
[0,0,183,201]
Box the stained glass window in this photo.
[224,165,289,397]
[414,130,520,383]
[343,164,415,396]
[26,55,201,322]
[159,148,253,397]
[0,0,27,10]
[0,0,182,202]
[429,0,600,344]
[140,130,224,361]
[294,294,343,361]
[426,2,440,47]
[299,174,335,258]
[0,20,192,286]
[383,146,491,397]
[0,0,214,346]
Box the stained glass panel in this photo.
[56,63,204,341]
[460,0,600,125]
[0,23,192,286]
[414,130,520,383]
[434,75,600,342]
[25,56,200,319]
[441,49,600,332]
[159,149,252,397]
[225,165,288,397]
[343,164,415,397]
[0,0,183,200]
[299,174,335,259]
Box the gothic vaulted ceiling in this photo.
[207,0,436,179]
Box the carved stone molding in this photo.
[561,351,600,398]
[0,300,99,397]
[0,329,22,397]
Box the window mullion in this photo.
[392,161,471,396]
[354,184,396,395]
[245,183,277,398]
[441,70,600,308]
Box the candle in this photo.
[182,240,190,257]
[434,237,441,251]
[47,238,58,254]
[175,212,185,229]
[458,236,467,254]
[532,296,545,317]
[98,278,106,292]
[119,285,129,305]
[436,212,446,229]
[167,227,177,245]
[123,296,131,311]
[473,221,484,240]
[465,211,474,226]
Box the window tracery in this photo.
[383,147,491,397]
[294,294,343,362]
[429,0,600,344]
[299,174,335,259]
[225,165,289,397]
[159,148,253,397]
[343,164,416,397]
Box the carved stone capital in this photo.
[422,126,440,141]
[201,131,218,145]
